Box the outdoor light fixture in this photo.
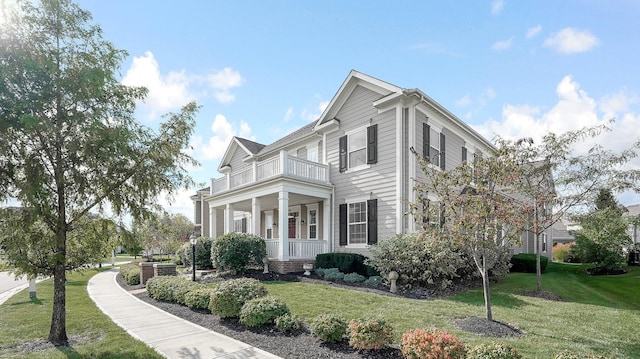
[189,233,197,282]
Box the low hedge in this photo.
[146,276,198,304]
[120,264,140,285]
[510,253,548,273]
[315,253,378,276]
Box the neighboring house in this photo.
[191,70,553,273]
[624,204,640,245]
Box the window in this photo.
[339,124,377,172]
[264,212,273,239]
[339,199,377,246]
[308,207,318,239]
[307,146,318,162]
[234,217,247,233]
[421,198,445,229]
[423,123,446,170]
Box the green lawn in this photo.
[0,269,162,359]
[265,263,640,358]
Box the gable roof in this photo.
[257,119,319,157]
[218,136,266,171]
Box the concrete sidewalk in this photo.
[88,268,281,359]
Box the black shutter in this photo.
[423,123,430,160]
[439,132,446,170]
[339,203,347,246]
[367,199,378,245]
[241,218,247,233]
[366,124,378,164]
[462,147,467,163]
[339,135,347,172]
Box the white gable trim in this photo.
[217,137,256,172]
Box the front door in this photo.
[288,218,296,239]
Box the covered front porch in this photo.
[205,174,334,266]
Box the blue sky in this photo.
[52,1,640,217]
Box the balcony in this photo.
[211,151,330,195]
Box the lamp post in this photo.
[190,233,197,282]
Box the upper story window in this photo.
[423,123,445,170]
[307,146,318,162]
[339,124,377,172]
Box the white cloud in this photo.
[492,37,514,51]
[194,114,254,161]
[526,24,542,39]
[491,0,504,15]
[456,95,472,107]
[475,76,640,205]
[283,107,294,122]
[208,67,244,103]
[122,51,193,118]
[543,28,600,54]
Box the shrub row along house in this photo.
[191,70,552,273]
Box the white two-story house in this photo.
[191,70,549,273]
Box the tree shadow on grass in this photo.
[10,297,44,306]
[449,290,529,309]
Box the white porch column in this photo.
[395,104,404,234]
[278,190,289,261]
[251,197,261,236]
[323,198,331,253]
[209,208,217,238]
[224,203,234,234]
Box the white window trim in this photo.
[426,122,442,170]
[307,204,319,240]
[344,195,370,248]
[344,126,370,173]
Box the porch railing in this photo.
[265,239,328,260]
[211,151,330,195]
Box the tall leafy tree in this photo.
[506,123,640,292]
[411,146,529,321]
[0,0,199,345]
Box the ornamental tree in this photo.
[410,145,530,321]
[0,0,199,345]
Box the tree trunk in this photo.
[48,231,68,345]
[482,256,493,321]
[536,233,542,293]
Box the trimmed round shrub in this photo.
[467,342,523,359]
[323,268,344,281]
[239,295,290,327]
[343,272,366,283]
[211,232,267,273]
[184,288,216,310]
[510,253,548,273]
[315,252,377,276]
[178,237,216,269]
[274,313,304,333]
[209,278,267,318]
[347,318,394,350]
[309,314,347,343]
[315,268,326,277]
[146,276,197,304]
[120,263,140,285]
[363,275,384,287]
[401,328,466,359]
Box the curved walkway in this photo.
[88,268,281,359]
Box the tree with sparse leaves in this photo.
[133,211,194,260]
[0,0,199,345]
[504,123,640,292]
[410,145,530,321]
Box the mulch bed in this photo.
[116,270,527,358]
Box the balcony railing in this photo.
[211,151,330,195]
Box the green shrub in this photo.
[401,328,466,359]
[315,252,377,276]
[363,275,384,287]
[145,276,197,304]
[177,241,191,266]
[120,264,140,285]
[211,233,267,273]
[309,314,347,343]
[274,313,304,333]
[323,268,344,281]
[467,342,522,359]
[343,272,366,283]
[552,242,575,263]
[239,295,290,327]
[366,232,486,289]
[178,237,216,269]
[510,253,548,273]
[184,288,216,310]
[315,268,326,277]
[347,318,394,350]
[209,278,267,318]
